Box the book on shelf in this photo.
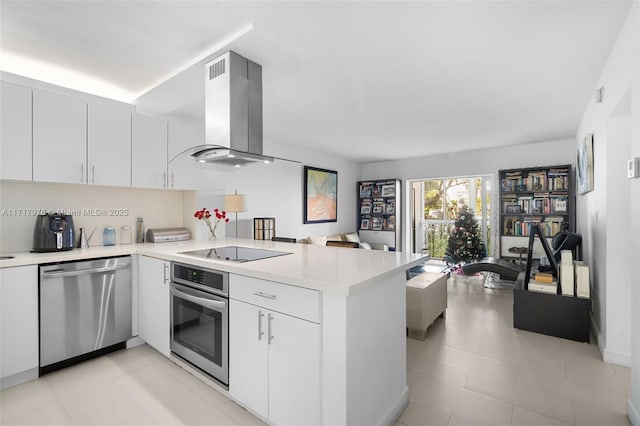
[528,280,558,294]
[534,272,554,283]
[560,250,573,265]
[574,261,590,299]
[560,263,574,296]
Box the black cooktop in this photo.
[179,246,292,263]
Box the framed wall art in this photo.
[303,166,338,223]
[577,133,594,195]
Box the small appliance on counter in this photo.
[145,227,190,243]
[32,213,75,252]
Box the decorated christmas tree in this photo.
[445,205,487,264]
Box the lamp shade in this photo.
[224,194,246,213]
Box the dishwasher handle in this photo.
[41,264,131,279]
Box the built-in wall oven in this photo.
[170,262,229,386]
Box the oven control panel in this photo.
[172,263,228,296]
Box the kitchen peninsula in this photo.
[0,238,427,426]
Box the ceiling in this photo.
[0,1,632,163]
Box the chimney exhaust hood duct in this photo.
[169,51,295,169]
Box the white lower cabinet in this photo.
[0,265,39,388]
[229,279,321,426]
[137,256,170,356]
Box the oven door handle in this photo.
[170,286,226,311]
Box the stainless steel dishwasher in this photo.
[39,256,132,373]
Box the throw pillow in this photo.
[308,235,328,246]
[327,234,344,242]
[344,232,361,243]
[359,242,372,250]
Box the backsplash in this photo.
[0,181,187,253]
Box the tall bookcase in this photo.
[357,179,401,251]
[499,165,574,259]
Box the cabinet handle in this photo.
[163,263,169,284]
[253,291,277,300]
[267,313,274,345]
[91,165,95,184]
[258,310,265,341]
[171,173,175,188]
[81,164,84,183]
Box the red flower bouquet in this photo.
[194,208,229,239]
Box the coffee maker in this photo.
[32,214,75,252]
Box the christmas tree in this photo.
[445,205,487,264]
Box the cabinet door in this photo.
[168,120,201,190]
[268,311,321,426]
[0,265,38,384]
[0,81,32,181]
[137,256,170,356]
[132,113,167,189]
[33,89,87,184]
[229,299,269,419]
[88,102,132,187]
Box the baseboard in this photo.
[0,367,38,390]
[590,313,631,367]
[629,398,640,426]
[603,349,631,367]
[380,385,409,426]
[126,336,145,349]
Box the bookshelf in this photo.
[499,165,574,260]
[357,179,401,251]
[512,223,590,342]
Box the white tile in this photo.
[218,400,268,426]
[113,363,192,406]
[106,345,156,376]
[399,401,452,426]
[46,372,126,420]
[2,402,71,426]
[511,406,574,426]
[0,379,58,422]
[157,391,239,426]
[573,399,632,426]
[70,395,154,425]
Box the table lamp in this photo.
[224,190,247,238]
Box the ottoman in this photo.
[406,271,448,340]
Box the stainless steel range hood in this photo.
[170,51,290,169]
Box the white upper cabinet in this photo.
[0,81,32,181]
[132,113,168,189]
[168,119,202,190]
[33,89,87,184]
[88,102,132,187]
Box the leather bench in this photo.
[406,271,448,340]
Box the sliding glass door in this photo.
[411,176,492,258]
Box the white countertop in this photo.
[0,239,428,295]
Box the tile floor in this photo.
[0,273,631,426]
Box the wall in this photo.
[632,4,640,423]
[575,4,639,423]
[361,138,576,252]
[184,139,361,242]
[0,181,186,252]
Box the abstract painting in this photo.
[577,133,594,195]
[304,166,337,223]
